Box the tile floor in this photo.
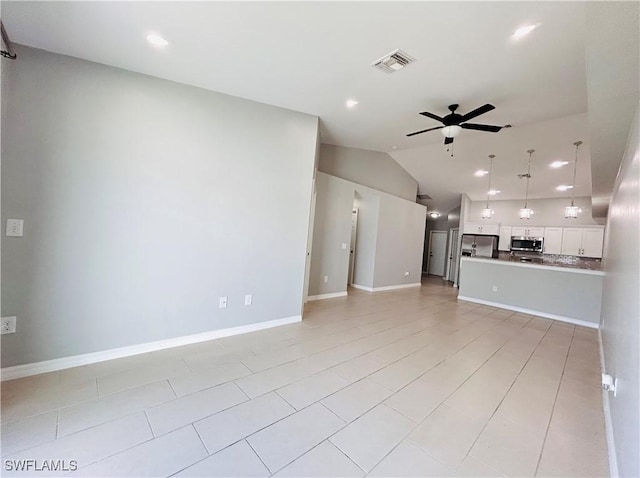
[1,277,609,477]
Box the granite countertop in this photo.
[493,251,603,271]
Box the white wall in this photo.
[1,46,318,367]
[308,172,425,297]
[318,144,418,202]
[600,104,640,478]
[467,197,600,226]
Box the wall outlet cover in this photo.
[1,316,17,334]
[219,297,228,309]
[6,219,24,237]
[244,294,252,306]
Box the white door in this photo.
[348,208,358,284]
[303,180,317,303]
[447,228,459,281]
[427,230,448,276]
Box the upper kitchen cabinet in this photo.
[561,227,605,258]
[543,227,563,254]
[511,226,545,237]
[464,223,499,235]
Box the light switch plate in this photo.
[341,243,347,250]
[6,219,24,237]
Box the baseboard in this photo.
[306,291,348,301]
[352,283,421,293]
[598,329,619,478]
[0,315,302,382]
[456,296,599,329]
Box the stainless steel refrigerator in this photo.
[461,234,499,258]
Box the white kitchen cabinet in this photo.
[464,223,499,235]
[543,227,563,254]
[511,226,544,237]
[561,227,604,258]
[499,226,512,251]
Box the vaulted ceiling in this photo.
[2,1,638,215]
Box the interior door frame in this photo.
[426,229,448,277]
[348,208,359,285]
[445,227,459,282]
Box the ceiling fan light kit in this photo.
[565,141,583,218]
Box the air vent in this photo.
[372,49,415,73]
[417,194,431,200]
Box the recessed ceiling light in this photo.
[429,212,441,218]
[550,160,569,168]
[556,185,574,191]
[146,33,169,48]
[513,24,538,39]
[475,170,489,177]
[488,189,502,195]
[346,99,359,109]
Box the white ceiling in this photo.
[2,1,637,214]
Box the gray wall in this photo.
[308,172,425,296]
[600,103,639,477]
[1,46,318,367]
[467,197,600,226]
[458,259,603,325]
[318,144,418,202]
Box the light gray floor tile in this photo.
[330,404,415,472]
[247,403,345,473]
[0,410,58,457]
[195,392,295,454]
[98,358,190,396]
[76,425,207,477]
[275,441,364,477]
[2,413,152,476]
[368,440,454,477]
[321,378,393,423]
[169,361,251,397]
[175,440,269,477]
[276,370,349,410]
[146,382,248,436]
[58,380,175,437]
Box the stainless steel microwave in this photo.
[510,236,543,252]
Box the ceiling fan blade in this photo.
[419,111,444,122]
[444,136,454,145]
[461,123,502,133]
[459,104,495,122]
[406,126,444,137]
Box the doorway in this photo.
[427,230,448,277]
[348,208,358,285]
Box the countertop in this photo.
[461,251,604,275]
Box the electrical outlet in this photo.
[492,285,498,292]
[323,276,328,283]
[1,316,17,334]
[244,294,252,306]
[6,219,24,237]
[404,271,410,277]
[219,296,227,309]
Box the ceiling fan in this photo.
[407,103,504,145]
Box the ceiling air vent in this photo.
[372,49,415,73]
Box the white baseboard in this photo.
[598,329,619,478]
[352,283,421,292]
[0,315,302,382]
[456,296,599,329]
[306,291,348,301]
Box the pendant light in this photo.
[482,154,495,219]
[565,141,583,218]
[519,149,534,219]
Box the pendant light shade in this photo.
[519,149,535,220]
[482,154,496,219]
[565,141,582,218]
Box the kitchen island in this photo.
[458,253,604,328]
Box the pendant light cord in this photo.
[524,149,533,208]
[486,154,495,208]
[570,141,582,207]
